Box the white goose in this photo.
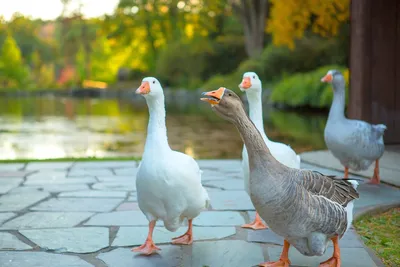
[239,72,301,230]
[133,77,210,255]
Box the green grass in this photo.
[354,208,400,267]
[0,157,141,163]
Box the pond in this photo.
[0,95,328,160]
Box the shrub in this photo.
[270,65,349,108]
[203,35,247,78]
[261,35,348,82]
[155,41,209,89]
[200,73,240,92]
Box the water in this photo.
[0,96,328,160]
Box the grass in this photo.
[354,207,400,267]
[0,157,141,163]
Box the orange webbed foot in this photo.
[368,175,380,184]
[171,219,194,245]
[171,232,193,245]
[131,240,161,255]
[259,259,291,267]
[242,213,268,230]
[319,256,340,267]
[241,221,268,230]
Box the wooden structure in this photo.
[349,0,400,144]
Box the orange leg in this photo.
[242,212,268,230]
[132,220,161,255]
[344,166,349,178]
[171,219,193,245]
[259,239,291,267]
[319,236,341,267]
[369,160,381,184]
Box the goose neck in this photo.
[328,80,346,121]
[233,107,278,175]
[144,96,170,154]
[246,90,266,135]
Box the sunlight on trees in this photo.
[267,0,349,49]
[0,35,30,88]
[0,0,350,94]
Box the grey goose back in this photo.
[321,70,386,184]
[201,87,360,267]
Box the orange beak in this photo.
[201,87,225,105]
[239,77,252,89]
[321,73,333,83]
[136,81,150,95]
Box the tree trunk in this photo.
[232,0,268,58]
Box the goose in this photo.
[239,72,301,230]
[133,77,210,255]
[201,87,359,267]
[321,70,386,184]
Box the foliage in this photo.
[261,35,348,81]
[0,35,30,88]
[0,0,350,94]
[155,40,210,89]
[202,34,348,95]
[270,65,349,108]
[201,73,240,92]
[267,0,350,49]
[355,208,400,267]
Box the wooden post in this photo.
[349,0,400,143]
[349,0,372,121]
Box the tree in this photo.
[230,0,268,58]
[267,0,349,49]
[0,34,30,88]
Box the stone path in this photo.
[0,160,399,267]
[301,148,400,187]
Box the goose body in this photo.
[201,87,359,266]
[137,149,209,231]
[133,77,209,255]
[322,70,386,183]
[239,72,300,230]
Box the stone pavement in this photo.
[300,146,400,187]
[0,160,399,267]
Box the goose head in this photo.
[238,72,262,94]
[201,87,244,123]
[136,77,163,99]
[321,70,345,92]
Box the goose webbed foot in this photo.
[259,259,290,267]
[171,219,193,245]
[318,236,341,267]
[132,220,161,255]
[242,212,268,230]
[132,240,161,255]
[259,240,290,267]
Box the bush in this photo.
[155,41,209,89]
[270,65,349,108]
[200,73,240,92]
[155,35,246,90]
[261,35,348,82]
[203,35,247,78]
[202,34,348,92]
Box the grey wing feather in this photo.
[298,170,359,207]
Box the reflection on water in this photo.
[0,96,328,159]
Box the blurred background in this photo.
[0,0,350,160]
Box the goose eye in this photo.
[228,93,232,96]
[253,76,255,79]
[152,81,156,84]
